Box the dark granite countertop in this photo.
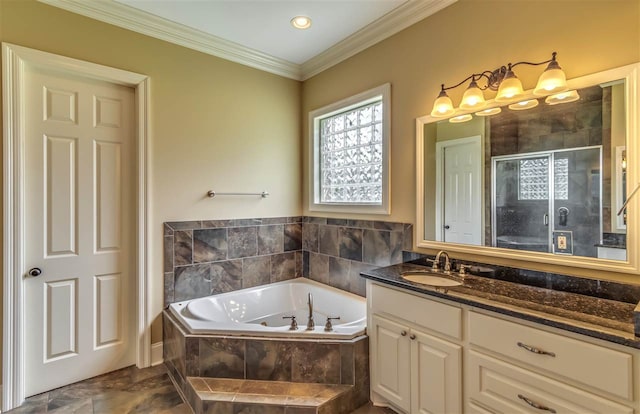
[361,262,640,349]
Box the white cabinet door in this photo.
[412,329,462,414]
[371,315,412,412]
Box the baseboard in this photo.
[151,341,163,366]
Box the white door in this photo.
[23,64,136,396]
[438,137,482,245]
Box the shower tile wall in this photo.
[164,217,412,304]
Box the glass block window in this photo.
[319,101,383,203]
[309,84,390,214]
[519,157,568,200]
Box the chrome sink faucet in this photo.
[433,250,451,273]
[306,293,315,330]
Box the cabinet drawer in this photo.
[469,311,633,400]
[468,350,633,414]
[370,283,461,339]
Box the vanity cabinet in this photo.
[367,280,640,414]
[369,283,463,414]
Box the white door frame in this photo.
[2,43,151,411]
[434,135,483,243]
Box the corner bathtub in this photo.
[169,277,366,339]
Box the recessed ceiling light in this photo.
[291,16,312,30]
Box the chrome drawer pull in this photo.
[518,394,556,413]
[517,342,556,357]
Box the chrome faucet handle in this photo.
[324,316,341,332]
[282,315,298,330]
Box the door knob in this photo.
[28,268,42,277]
[444,225,450,229]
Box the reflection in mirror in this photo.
[424,81,627,261]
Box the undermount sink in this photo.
[401,272,462,287]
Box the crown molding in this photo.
[38,0,457,81]
[38,0,302,80]
[300,0,458,80]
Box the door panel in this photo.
[24,65,135,396]
[45,279,78,361]
[46,135,78,256]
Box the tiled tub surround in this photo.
[302,217,412,296]
[164,217,304,306]
[362,259,640,348]
[161,216,409,413]
[164,216,412,304]
[164,311,370,413]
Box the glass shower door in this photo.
[493,155,551,252]
[492,147,602,256]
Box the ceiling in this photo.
[115,0,406,65]
[40,0,457,80]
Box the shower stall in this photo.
[492,146,602,257]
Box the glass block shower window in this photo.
[319,100,383,203]
[519,157,568,200]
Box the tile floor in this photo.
[5,365,395,414]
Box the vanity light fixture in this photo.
[291,15,312,29]
[509,99,539,111]
[430,52,568,118]
[545,89,580,105]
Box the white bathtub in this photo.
[169,277,366,339]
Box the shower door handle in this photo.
[543,213,549,226]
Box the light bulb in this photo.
[430,89,455,117]
[495,69,524,102]
[460,79,486,110]
[534,59,567,96]
[291,16,312,29]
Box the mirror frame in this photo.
[416,63,640,274]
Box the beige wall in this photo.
[302,0,640,280]
[0,0,302,349]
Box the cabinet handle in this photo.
[517,342,556,357]
[409,334,416,340]
[400,331,407,336]
[518,394,556,413]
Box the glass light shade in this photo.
[475,107,502,116]
[449,114,473,123]
[545,90,580,105]
[431,90,455,117]
[534,61,567,95]
[459,80,486,110]
[508,99,539,111]
[495,70,524,102]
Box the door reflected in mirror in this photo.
[424,81,627,261]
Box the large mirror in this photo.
[416,63,640,274]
